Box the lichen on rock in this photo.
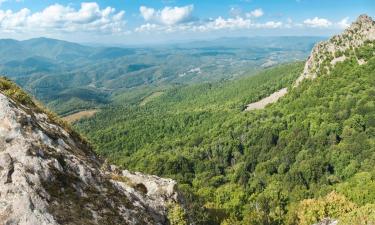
[0,84,182,225]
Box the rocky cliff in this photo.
[245,14,375,111]
[0,77,181,225]
[296,14,375,85]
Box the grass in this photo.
[0,76,93,155]
[63,109,99,123]
[0,76,35,107]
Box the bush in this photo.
[297,192,356,225]
[0,76,34,107]
[168,204,188,225]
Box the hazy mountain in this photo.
[172,36,326,50]
[0,36,321,115]
[0,13,374,225]
[0,38,91,63]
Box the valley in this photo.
[0,36,322,116]
[0,4,373,224]
[74,15,375,224]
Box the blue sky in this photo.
[0,0,373,44]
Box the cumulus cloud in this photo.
[135,4,284,33]
[0,2,126,33]
[135,17,250,33]
[246,8,264,18]
[135,23,162,32]
[303,17,332,28]
[139,6,155,21]
[139,5,194,25]
[135,15,283,33]
[337,17,350,29]
[257,21,283,28]
[135,6,347,35]
[201,17,252,30]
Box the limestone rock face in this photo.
[296,14,375,85]
[0,92,180,225]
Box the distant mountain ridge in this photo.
[175,36,326,50]
[0,38,92,63]
[0,36,320,115]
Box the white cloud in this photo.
[337,17,350,29]
[135,15,283,33]
[160,5,194,25]
[135,17,253,33]
[0,2,126,33]
[139,5,194,25]
[135,23,161,32]
[139,6,155,21]
[246,8,264,18]
[0,8,30,30]
[202,16,252,30]
[303,17,332,28]
[257,21,283,28]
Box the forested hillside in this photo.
[76,31,375,224]
[0,0,372,224]
[1,37,320,115]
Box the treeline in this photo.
[76,42,375,225]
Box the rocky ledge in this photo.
[0,89,181,225]
[296,14,375,85]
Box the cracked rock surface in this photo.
[0,93,180,225]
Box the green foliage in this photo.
[340,204,375,225]
[1,37,321,114]
[336,172,375,206]
[76,42,375,224]
[296,192,356,225]
[168,204,188,225]
[0,76,35,107]
[296,191,375,225]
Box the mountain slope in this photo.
[0,38,92,63]
[244,14,375,111]
[0,77,182,225]
[0,36,320,115]
[297,14,375,84]
[76,15,375,224]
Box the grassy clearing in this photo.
[63,110,99,123]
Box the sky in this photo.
[0,0,373,44]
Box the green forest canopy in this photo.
[76,41,375,224]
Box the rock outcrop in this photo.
[245,14,375,111]
[314,219,338,225]
[295,14,375,85]
[245,88,287,111]
[0,80,181,225]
